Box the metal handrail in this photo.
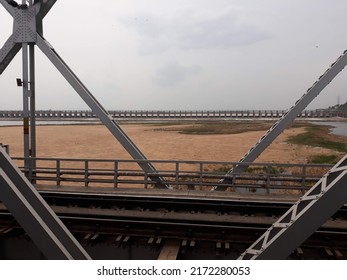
[13,157,333,194]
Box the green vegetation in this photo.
[152,121,273,135]
[307,154,339,164]
[213,165,232,173]
[143,121,189,126]
[150,120,347,154]
[212,165,285,174]
[336,101,347,111]
[287,124,347,152]
[246,166,285,174]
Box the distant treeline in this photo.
[337,102,347,110]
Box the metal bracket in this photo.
[12,4,37,43]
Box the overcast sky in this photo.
[1,0,347,110]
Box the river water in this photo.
[0,120,99,126]
[311,121,347,137]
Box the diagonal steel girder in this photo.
[239,154,347,260]
[0,34,21,74]
[36,0,57,22]
[35,0,57,34]
[0,146,91,259]
[216,49,347,191]
[0,0,167,188]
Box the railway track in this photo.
[0,190,347,259]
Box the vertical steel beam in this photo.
[29,0,36,166]
[217,50,347,190]
[0,147,91,259]
[29,43,36,167]
[22,42,30,172]
[239,154,347,260]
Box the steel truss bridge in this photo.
[1,109,347,120]
[2,0,347,260]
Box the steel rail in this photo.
[3,190,347,220]
[38,191,297,215]
[0,206,346,245]
[1,196,347,259]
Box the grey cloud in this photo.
[153,62,201,87]
[121,8,269,54]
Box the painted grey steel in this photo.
[0,170,73,259]
[239,154,347,260]
[0,147,91,259]
[36,0,57,21]
[0,143,10,154]
[0,34,21,75]
[35,0,57,35]
[29,43,36,163]
[217,50,347,190]
[22,42,30,171]
[29,0,36,168]
[12,2,37,43]
[2,0,16,16]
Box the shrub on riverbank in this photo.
[287,124,347,152]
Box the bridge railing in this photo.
[1,109,344,120]
[12,157,333,194]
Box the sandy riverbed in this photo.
[0,123,343,164]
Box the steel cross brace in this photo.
[0,0,167,188]
[0,146,91,259]
[216,49,347,191]
[239,154,347,259]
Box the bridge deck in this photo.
[35,184,301,203]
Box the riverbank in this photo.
[0,121,345,164]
